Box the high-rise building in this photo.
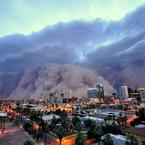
[87,83,104,99]
[138,88,145,98]
[49,91,62,104]
[96,83,104,98]
[118,86,129,99]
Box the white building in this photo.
[97,111,124,119]
[42,114,60,124]
[81,116,105,124]
[0,111,7,117]
[118,86,129,99]
[49,91,62,104]
[101,134,126,145]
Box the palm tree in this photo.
[72,117,81,130]
[84,119,96,130]
[125,135,139,145]
[122,116,127,126]
[136,108,145,119]
[95,126,103,145]
[75,131,85,145]
[42,123,49,145]
[102,134,113,145]
[22,140,35,145]
[55,126,65,145]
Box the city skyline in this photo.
[0,1,145,97]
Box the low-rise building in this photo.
[42,114,60,124]
[123,127,145,141]
[101,134,126,145]
[81,116,105,124]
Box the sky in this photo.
[0,0,145,36]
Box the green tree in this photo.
[43,124,49,145]
[136,108,145,119]
[102,134,113,145]
[102,123,122,135]
[13,117,21,126]
[22,140,35,145]
[125,135,139,145]
[23,121,33,134]
[72,117,81,130]
[84,119,96,130]
[76,131,85,145]
[95,126,103,145]
[55,126,65,145]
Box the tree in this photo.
[102,134,113,145]
[72,117,81,130]
[136,108,145,120]
[84,119,96,130]
[122,116,127,126]
[76,131,85,145]
[125,135,139,145]
[23,121,33,132]
[54,109,67,118]
[95,126,103,145]
[13,118,20,126]
[22,140,35,145]
[55,126,65,145]
[102,123,122,135]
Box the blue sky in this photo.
[0,0,145,36]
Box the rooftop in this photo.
[124,127,145,137]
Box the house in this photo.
[42,114,60,124]
[123,127,145,141]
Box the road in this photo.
[0,122,36,145]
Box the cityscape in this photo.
[0,1,145,145]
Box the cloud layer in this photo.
[0,4,145,88]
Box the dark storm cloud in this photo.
[0,19,124,72]
[0,4,145,88]
[85,5,145,88]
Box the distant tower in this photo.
[49,91,62,104]
[96,84,104,99]
[87,83,104,100]
[138,88,145,98]
[118,86,129,99]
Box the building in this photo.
[0,111,7,117]
[123,127,145,141]
[47,104,73,113]
[49,91,62,104]
[101,134,126,145]
[97,111,125,119]
[42,114,60,124]
[81,116,105,124]
[138,88,145,98]
[87,83,104,99]
[104,96,115,104]
[118,86,129,99]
